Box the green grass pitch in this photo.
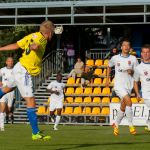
[0,124,150,150]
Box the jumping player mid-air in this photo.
[0,20,55,140]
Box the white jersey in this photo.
[134,62,150,99]
[47,80,65,102]
[109,54,138,90]
[0,67,14,87]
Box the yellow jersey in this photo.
[17,32,47,76]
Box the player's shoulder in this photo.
[129,54,137,60]
[0,67,7,71]
[110,54,119,60]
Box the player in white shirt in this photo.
[0,57,15,131]
[47,73,65,130]
[134,44,150,132]
[106,39,138,136]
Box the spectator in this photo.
[68,57,84,78]
[81,66,98,88]
[66,43,75,71]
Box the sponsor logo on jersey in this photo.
[117,62,120,66]
[128,61,131,65]
[144,71,148,76]
[118,69,123,72]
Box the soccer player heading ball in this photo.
[0,20,55,140]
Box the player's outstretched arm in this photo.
[106,66,111,87]
[133,81,141,101]
[0,43,19,51]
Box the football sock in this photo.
[54,115,61,128]
[115,109,125,128]
[0,112,5,128]
[126,106,133,127]
[27,108,39,134]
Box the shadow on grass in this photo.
[27,141,150,150]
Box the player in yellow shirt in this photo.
[0,20,55,140]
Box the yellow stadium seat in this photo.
[37,106,46,115]
[94,68,103,76]
[101,97,110,103]
[102,78,111,85]
[102,69,107,76]
[83,97,92,103]
[93,97,101,103]
[84,87,92,94]
[73,107,82,114]
[111,97,120,103]
[66,97,74,103]
[93,78,102,85]
[139,98,144,103]
[93,87,101,94]
[103,59,109,66]
[63,107,73,114]
[67,77,75,85]
[102,87,111,94]
[65,87,74,94]
[101,107,110,115]
[74,97,83,103]
[46,107,50,115]
[111,78,114,84]
[75,87,83,94]
[92,107,101,114]
[82,107,91,114]
[95,59,103,66]
[86,59,94,67]
[76,78,80,84]
[131,97,138,103]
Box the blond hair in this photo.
[40,20,55,34]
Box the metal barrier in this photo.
[33,49,65,90]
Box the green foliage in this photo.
[0,26,37,68]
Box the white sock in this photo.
[115,110,125,128]
[54,115,61,129]
[0,112,5,129]
[126,106,133,127]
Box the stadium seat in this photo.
[111,97,120,103]
[94,68,103,76]
[93,87,101,94]
[67,77,75,85]
[74,97,83,103]
[102,87,111,94]
[75,87,83,94]
[73,107,82,114]
[101,107,110,115]
[103,59,109,66]
[91,107,101,115]
[82,107,91,114]
[101,97,110,103]
[83,97,92,103]
[37,106,46,115]
[63,107,73,114]
[131,97,138,103]
[102,69,107,76]
[93,78,102,85]
[111,78,114,84]
[46,107,50,115]
[76,78,80,84]
[84,87,93,94]
[66,97,74,103]
[86,59,94,67]
[95,59,103,66]
[102,78,111,85]
[65,87,74,94]
[93,97,101,103]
